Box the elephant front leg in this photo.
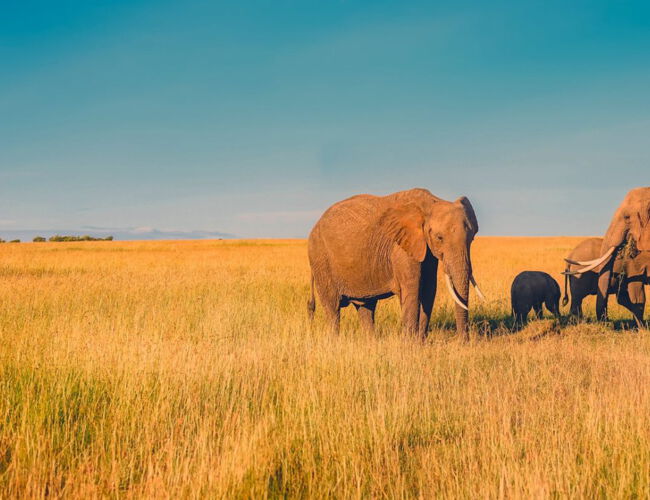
[417,258,438,339]
[629,281,646,329]
[618,280,646,329]
[392,250,422,336]
[400,292,421,336]
[596,262,614,321]
[417,293,434,339]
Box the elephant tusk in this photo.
[564,258,588,266]
[445,274,469,311]
[564,246,616,267]
[563,266,593,277]
[563,267,590,277]
[470,275,486,301]
[565,247,616,276]
[570,247,616,275]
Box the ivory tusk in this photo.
[565,246,616,275]
[445,274,468,311]
[565,247,616,276]
[564,267,593,277]
[563,269,585,277]
[564,257,596,266]
[564,246,616,267]
[563,266,594,277]
[470,276,486,301]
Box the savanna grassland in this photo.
[1,237,649,498]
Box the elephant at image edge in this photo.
[565,187,650,321]
[307,188,484,340]
[563,237,648,327]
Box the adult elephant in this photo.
[563,237,648,327]
[307,188,484,340]
[566,187,650,321]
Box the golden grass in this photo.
[0,237,649,498]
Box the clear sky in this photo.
[1,0,649,239]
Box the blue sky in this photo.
[1,0,649,239]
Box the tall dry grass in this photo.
[0,237,649,498]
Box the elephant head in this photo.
[601,187,650,253]
[380,195,482,337]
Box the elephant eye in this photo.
[436,234,443,242]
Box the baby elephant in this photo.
[511,271,561,325]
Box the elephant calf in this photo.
[511,271,561,325]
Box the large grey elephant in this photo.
[565,187,650,321]
[563,237,648,327]
[307,188,484,340]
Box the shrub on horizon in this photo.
[48,234,115,242]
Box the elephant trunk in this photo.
[446,254,471,341]
[639,227,650,251]
[595,216,626,320]
[596,259,615,320]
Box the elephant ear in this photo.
[455,196,479,235]
[380,204,427,262]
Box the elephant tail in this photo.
[307,273,316,320]
[561,265,570,307]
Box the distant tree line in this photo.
[40,235,114,242]
[0,235,114,243]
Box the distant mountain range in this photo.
[0,226,235,242]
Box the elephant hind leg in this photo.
[533,303,543,320]
[354,301,377,334]
[313,277,341,334]
[307,274,316,321]
[323,300,341,334]
[513,306,529,327]
[513,312,522,327]
[545,297,561,319]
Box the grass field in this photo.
[1,237,649,498]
